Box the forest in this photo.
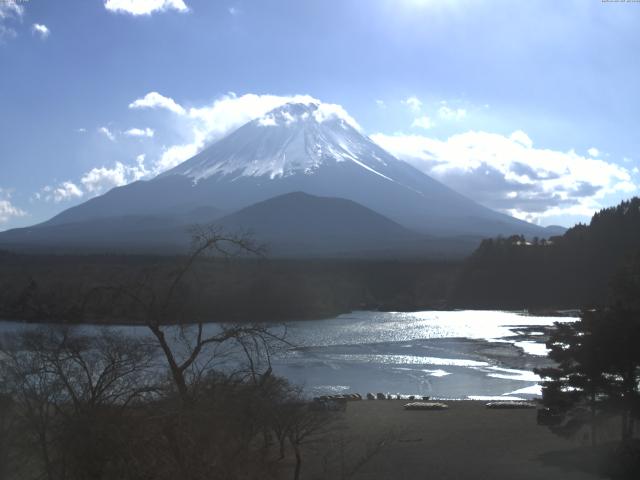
[0,239,458,325]
[533,242,640,479]
[451,197,640,310]
[2,198,640,324]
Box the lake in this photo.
[0,310,576,400]
[272,310,576,400]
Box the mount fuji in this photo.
[0,100,552,257]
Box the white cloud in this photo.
[124,127,154,138]
[0,188,26,224]
[77,128,87,133]
[29,94,366,209]
[104,0,189,16]
[402,96,422,113]
[98,126,116,141]
[187,93,314,135]
[438,105,467,121]
[35,156,150,204]
[228,6,240,15]
[509,130,533,149]
[312,102,361,131]
[375,99,386,109]
[258,115,277,127]
[0,1,23,18]
[0,0,24,41]
[147,92,359,174]
[31,23,49,39]
[41,182,84,203]
[412,115,435,130]
[587,147,600,157]
[81,155,149,194]
[156,93,301,171]
[155,143,200,173]
[129,91,187,115]
[371,130,636,223]
[282,110,297,125]
[0,200,25,224]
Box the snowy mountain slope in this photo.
[42,100,545,239]
[163,102,393,181]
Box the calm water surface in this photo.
[273,310,576,399]
[0,310,577,400]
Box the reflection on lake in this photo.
[0,310,577,400]
[273,310,577,399]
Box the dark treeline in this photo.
[533,252,640,478]
[4,197,640,323]
[0,227,389,480]
[452,197,640,309]
[0,249,458,324]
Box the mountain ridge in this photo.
[42,102,545,237]
[0,100,554,256]
[0,192,478,258]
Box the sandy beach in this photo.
[295,400,602,480]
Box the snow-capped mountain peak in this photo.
[256,101,361,131]
[32,98,547,241]
[162,101,395,182]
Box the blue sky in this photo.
[1,0,639,230]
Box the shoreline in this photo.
[0,306,582,327]
[294,399,601,480]
[2,312,568,401]
[1,312,561,401]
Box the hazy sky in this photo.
[1,0,639,230]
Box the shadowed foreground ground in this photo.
[292,400,602,480]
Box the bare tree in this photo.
[0,393,16,480]
[1,329,66,480]
[0,326,157,480]
[286,402,333,480]
[73,225,296,480]
[95,225,288,406]
[0,226,297,480]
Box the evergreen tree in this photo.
[536,307,640,445]
[535,313,611,445]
